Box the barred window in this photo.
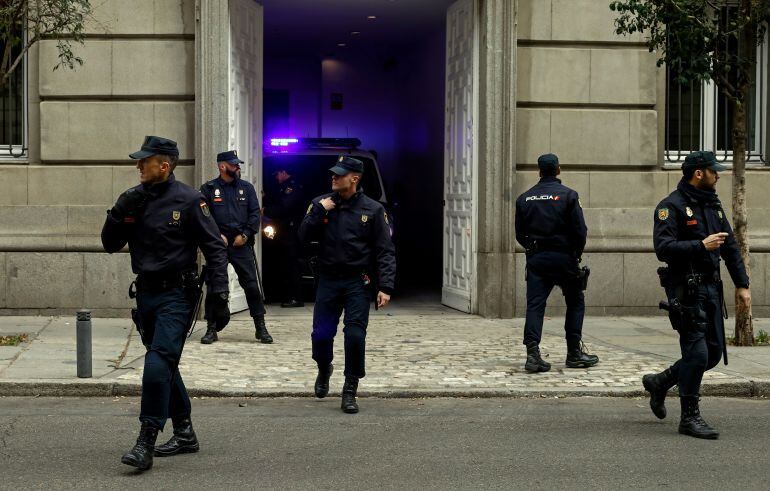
[665,19,768,165]
[0,30,27,159]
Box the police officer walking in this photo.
[514,154,598,373]
[199,150,273,344]
[645,151,751,439]
[299,156,396,413]
[101,136,230,471]
[263,164,305,308]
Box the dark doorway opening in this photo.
[260,0,453,305]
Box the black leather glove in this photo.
[110,188,150,221]
[209,292,231,331]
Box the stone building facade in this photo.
[0,0,767,317]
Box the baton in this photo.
[186,265,207,338]
[250,245,266,302]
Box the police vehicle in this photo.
[262,137,392,300]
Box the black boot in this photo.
[524,342,551,373]
[565,341,599,368]
[281,299,304,308]
[121,422,159,471]
[254,315,273,344]
[201,322,218,344]
[341,376,359,414]
[642,368,676,419]
[314,363,333,398]
[154,417,200,457]
[679,396,719,440]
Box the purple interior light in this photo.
[269,138,299,147]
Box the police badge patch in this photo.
[657,208,669,221]
[172,210,181,221]
[361,215,368,223]
[685,207,693,217]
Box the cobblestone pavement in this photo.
[113,313,739,395]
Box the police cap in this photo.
[682,151,726,173]
[217,150,244,166]
[129,136,179,159]
[329,155,364,175]
[537,153,559,172]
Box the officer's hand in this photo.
[702,232,729,251]
[377,291,391,309]
[233,234,247,247]
[320,198,336,211]
[737,287,751,309]
[220,234,229,246]
[210,292,230,331]
[111,188,150,221]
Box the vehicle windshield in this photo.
[263,154,384,203]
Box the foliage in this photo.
[0,333,29,346]
[0,0,92,88]
[610,0,769,101]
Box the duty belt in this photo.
[135,270,197,292]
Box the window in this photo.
[665,18,768,165]
[0,29,27,159]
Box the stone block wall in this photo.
[0,0,195,315]
[515,0,770,317]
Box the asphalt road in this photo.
[0,396,768,489]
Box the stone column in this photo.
[475,0,517,318]
[195,0,230,186]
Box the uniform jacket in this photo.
[298,190,396,294]
[200,176,261,243]
[101,174,229,293]
[515,176,587,256]
[653,179,749,288]
[263,178,305,231]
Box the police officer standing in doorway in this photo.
[515,154,598,373]
[263,164,305,308]
[102,136,230,471]
[299,156,396,414]
[199,150,273,344]
[646,151,750,439]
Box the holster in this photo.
[657,267,707,332]
[577,265,590,291]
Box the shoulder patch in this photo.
[200,201,211,217]
[306,203,313,215]
[657,208,669,221]
[384,211,390,225]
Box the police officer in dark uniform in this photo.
[263,164,305,307]
[101,136,230,471]
[645,151,751,440]
[299,156,396,414]
[514,154,598,373]
[199,150,273,344]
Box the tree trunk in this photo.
[731,98,754,346]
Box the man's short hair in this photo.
[157,154,179,173]
[540,166,558,177]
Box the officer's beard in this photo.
[225,168,239,180]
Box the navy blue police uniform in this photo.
[199,150,271,343]
[646,151,749,438]
[101,136,229,470]
[299,156,395,411]
[263,171,306,306]
[515,154,597,372]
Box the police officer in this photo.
[263,164,305,307]
[199,150,273,344]
[299,156,396,413]
[514,153,598,373]
[101,136,230,471]
[645,151,751,440]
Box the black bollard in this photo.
[76,310,92,378]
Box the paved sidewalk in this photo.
[0,306,768,397]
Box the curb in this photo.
[1,379,768,398]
